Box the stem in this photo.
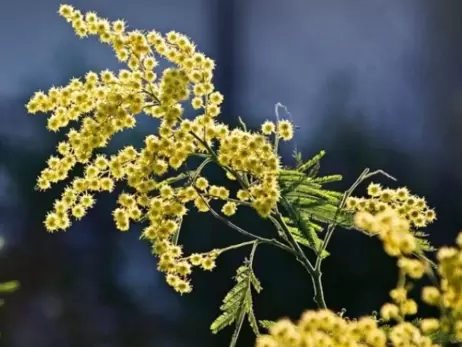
[273,103,282,155]
[273,102,293,155]
[194,189,296,256]
[189,157,212,183]
[271,212,327,309]
[315,169,396,271]
[249,240,259,264]
[180,240,257,262]
[218,240,257,255]
[202,194,253,207]
[311,271,327,310]
[190,122,328,308]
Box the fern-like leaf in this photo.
[278,150,354,257]
[412,230,436,252]
[281,197,326,256]
[297,150,325,175]
[293,149,304,169]
[259,320,276,329]
[0,281,19,293]
[210,259,262,347]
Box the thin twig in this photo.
[194,189,296,256]
[315,168,396,270]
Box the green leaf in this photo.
[278,150,354,257]
[412,231,436,252]
[246,293,260,336]
[293,150,303,169]
[287,224,329,257]
[281,197,325,256]
[210,260,262,347]
[297,150,325,173]
[0,281,19,293]
[259,320,276,329]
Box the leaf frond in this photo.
[210,258,262,347]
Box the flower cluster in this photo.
[217,128,281,217]
[353,206,418,257]
[347,183,436,229]
[261,119,294,141]
[352,203,428,324]
[255,308,436,347]
[348,185,440,343]
[254,231,462,347]
[256,309,385,347]
[419,232,462,342]
[346,191,462,345]
[27,4,296,294]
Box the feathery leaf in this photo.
[259,320,276,329]
[278,150,354,257]
[210,257,262,347]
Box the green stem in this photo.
[315,168,395,271]
[202,194,253,207]
[190,157,212,183]
[190,125,328,308]
[271,212,327,309]
[180,240,257,262]
[217,240,258,255]
[194,189,295,256]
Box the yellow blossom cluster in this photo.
[351,206,462,344]
[380,285,419,322]
[255,308,437,347]
[261,119,294,141]
[347,183,436,229]
[351,197,432,330]
[387,322,436,347]
[252,234,462,347]
[216,128,282,217]
[255,310,386,347]
[27,4,294,294]
[353,207,419,257]
[418,232,462,342]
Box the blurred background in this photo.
[1,0,462,346]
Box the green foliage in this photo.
[278,150,354,257]
[413,231,436,253]
[428,329,457,345]
[210,258,262,347]
[0,280,19,293]
[258,320,276,329]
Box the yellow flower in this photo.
[420,318,440,334]
[261,121,275,135]
[44,212,60,232]
[421,286,440,306]
[189,253,202,266]
[222,202,237,216]
[380,303,399,321]
[58,4,74,18]
[277,120,294,141]
[72,204,86,219]
[201,257,216,271]
[367,183,382,197]
[195,177,209,191]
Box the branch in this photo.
[315,168,396,270]
[194,189,296,256]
